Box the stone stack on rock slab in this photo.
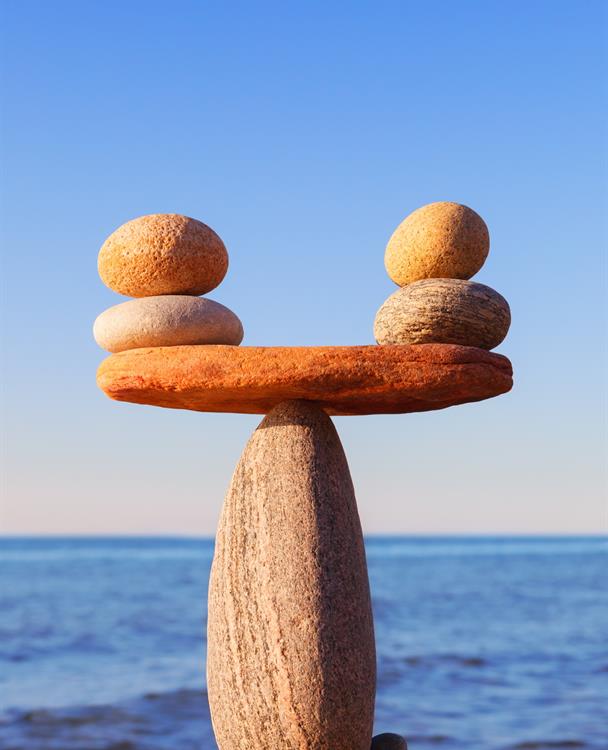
[94,201,515,750]
[94,214,243,353]
[375,202,511,350]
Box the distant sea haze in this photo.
[1,536,606,750]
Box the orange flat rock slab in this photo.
[97,344,512,416]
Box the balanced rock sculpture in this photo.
[95,204,513,749]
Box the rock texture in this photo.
[371,734,408,750]
[97,343,513,415]
[98,214,228,297]
[93,295,243,353]
[374,279,511,350]
[207,400,376,750]
[384,202,489,286]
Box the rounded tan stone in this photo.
[98,214,228,297]
[207,400,376,749]
[374,279,511,350]
[93,295,243,353]
[384,202,489,286]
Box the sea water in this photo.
[1,536,606,750]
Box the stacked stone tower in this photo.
[95,202,513,749]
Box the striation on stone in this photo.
[374,279,511,350]
[98,214,228,297]
[207,400,376,750]
[93,295,244,353]
[97,343,513,416]
[384,201,489,287]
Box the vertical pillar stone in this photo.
[207,400,376,749]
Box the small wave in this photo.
[406,734,451,744]
[403,653,488,668]
[142,687,206,702]
[377,652,492,688]
[19,705,141,728]
[0,688,216,750]
[512,744,586,749]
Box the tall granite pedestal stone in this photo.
[207,400,376,750]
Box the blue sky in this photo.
[1,0,606,534]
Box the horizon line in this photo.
[1,532,606,540]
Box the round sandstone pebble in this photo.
[374,278,510,350]
[371,734,408,750]
[385,202,489,286]
[93,295,244,353]
[98,214,228,297]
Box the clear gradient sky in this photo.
[1,1,606,535]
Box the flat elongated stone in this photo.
[207,401,376,749]
[97,344,512,415]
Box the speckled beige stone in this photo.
[207,400,376,750]
[374,279,510,350]
[96,344,513,415]
[93,296,243,353]
[384,202,489,286]
[98,214,228,297]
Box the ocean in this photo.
[1,536,606,750]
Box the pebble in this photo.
[374,278,510,350]
[371,733,408,750]
[385,201,489,286]
[93,295,243,353]
[98,214,228,297]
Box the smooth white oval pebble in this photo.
[94,295,244,353]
